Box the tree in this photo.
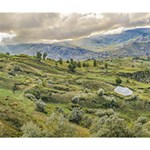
[104,63,108,70]
[71,96,80,104]
[115,77,122,85]
[66,60,70,63]
[35,100,46,113]
[77,61,81,68]
[43,112,76,137]
[55,61,58,66]
[93,60,97,67]
[43,52,47,60]
[70,58,74,64]
[21,122,43,137]
[12,84,18,93]
[36,52,42,61]
[97,88,105,96]
[130,117,150,137]
[59,58,63,65]
[90,114,129,137]
[68,63,76,72]
[83,62,89,67]
[69,108,84,124]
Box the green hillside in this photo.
[0,53,150,137]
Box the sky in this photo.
[0,13,150,44]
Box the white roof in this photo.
[114,86,133,96]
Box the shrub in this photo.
[36,52,42,61]
[84,88,91,93]
[93,60,97,67]
[21,122,43,137]
[71,96,80,104]
[125,95,139,102]
[131,117,150,137]
[68,63,76,72]
[58,58,63,65]
[136,117,147,125]
[41,92,52,103]
[43,52,47,60]
[80,115,93,128]
[69,108,84,124]
[90,114,129,137]
[43,112,76,137]
[77,61,81,68]
[35,100,46,113]
[47,80,54,84]
[9,70,15,76]
[102,96,117,108]
[14,65,22,72]
[95,109,114,117]
[115,77,122,85]
[66,60,70,63]
[82,62,89,67]
[25,86,41,99]
[85,108,96,114]
[97,88,105,96]
[24,93,37,101]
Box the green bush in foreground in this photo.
[43,112,76,137]
[21,122,43,137]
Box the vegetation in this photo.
[36,52,42,61]
[0,53,150,137]
[115,77,122,85]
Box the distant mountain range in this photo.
[0,28,150,60]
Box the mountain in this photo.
[0,28,150,59]
[67,28,150,52]
[0,43,109,60]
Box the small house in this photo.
[114,86,133,96]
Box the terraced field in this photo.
[0,53,150,137]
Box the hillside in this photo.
[0,53,150,137]
[0,28,150,60]
[68,28,150,51]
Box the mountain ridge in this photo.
[0,28,150,60]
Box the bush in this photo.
[24,93,37,101]
[69,108,84,124]
[131,117,150,137]
[85,108,96,114]
[21,122,43,137]
[35,100,46,113]
[80,115,93,128]
[102,96,117,108]
[25,86,41,99]
[47,80,54,84]
[43,112,76,137]
[84,88,91,93]
[136,117,147,125]
[14,65,22,72]
[115,77,122,85]
[125,95,139,102]
[71,96,80,104]
[41,92,52,103]
[9,70,15,76]
[90,114,129,137]
[68,63,76,72]
[95,109,114,117]
[97,88,105,96]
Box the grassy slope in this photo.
[0,53,150,137]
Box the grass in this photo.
[0,53,150,137]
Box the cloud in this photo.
[0,13,150,44]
